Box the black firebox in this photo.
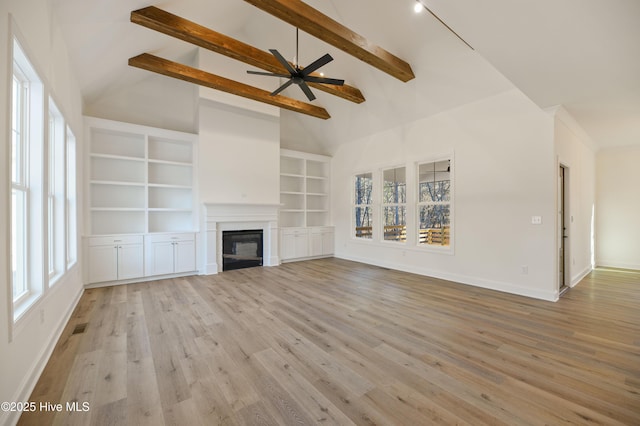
[222,230,263,271]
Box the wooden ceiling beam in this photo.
[128,53,330,120]
[243,0,415,82]
[130,6,364,104]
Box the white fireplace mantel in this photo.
[203,203,280,274]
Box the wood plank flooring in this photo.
[19,259,640,425]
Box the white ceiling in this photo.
[50,0,640,154]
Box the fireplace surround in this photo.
[203,203,280,274]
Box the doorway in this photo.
[558,165,570,295]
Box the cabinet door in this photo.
[294,231,309,258]
[88,245,118,283]
[310,232,323,257]
[322,230,334,255]
[281,232,297,260]
[118,244,144,280]
[147,241,175,276]
[175,240,196,273]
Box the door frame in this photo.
[558,162,571,294]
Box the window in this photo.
[48,99,66,284]
[417,159,452,247]
[66,127,77,267]
[382,167,406,242]
[11,71,28,302]
[11,37,45,317]
[354,172,373,239]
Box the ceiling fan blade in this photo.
[299,81,316,101]
[247,70,291,78]
[301,53,333,76]
[304,76,345,86]
[271,78,294,96]
[269,49,297,74]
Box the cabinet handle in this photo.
[114,239,122,242]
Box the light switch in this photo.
[531,216,542,225]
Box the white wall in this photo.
[332,89,559,301]
[84,72,198,134]
[596,145,640,270]
[0,2,84,425]
[198,99,280,205]
[553,107,597,285]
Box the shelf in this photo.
[90,180,146,187]
[306,192,328,196]
[91,128,145,158]
[148,158,192,167]
[90,157,145,184]
[306,175,327,180]
[280,173,305,178]
[90,153,146,162]
[281,209,305,213]
[148,208,192,212]
[91,210,145,235]
[148,211,194,233]
[148,162,192,187]
[90,208,145,212]
[280,156,305,175]
[148,137,192,163]
[148,183,192,189]
[281,191,305,195]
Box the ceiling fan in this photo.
[247,28,344,101]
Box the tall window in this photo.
[354,172,373,239]
[11,69,28,302]
[66,127,77,267]
[11,38,45,316]
[48,100,65,284]
[382,167,406,242]
[418,159,452,247]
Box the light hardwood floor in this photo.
[19,259,640,425]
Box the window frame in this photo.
[66,126,77,268]
[381,166,407,243]
[416,154,454,252]
[10,35,46,321]
[47,98,66,285]
[353,171,374,240]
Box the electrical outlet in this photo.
[39,309,45,324]
[521,265,528,275]
[531,216,542,225]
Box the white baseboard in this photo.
[596,260,640,271]
[4,285,84,426]
[571,265,593,287]
[335,253,557,302]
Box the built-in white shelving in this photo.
[85,117,197,236]
[279,149,334,261]
[84,117,199,285]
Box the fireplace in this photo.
[203,203,280,274]
[222,230,263,271]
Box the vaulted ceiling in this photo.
[50,0,640,154]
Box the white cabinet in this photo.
[281,228,309,261]
[310,227,335,257]
[145,233,196,276]
[88,236,144,283]
[281,227,333,261]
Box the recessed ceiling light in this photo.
[414,1,424,13]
